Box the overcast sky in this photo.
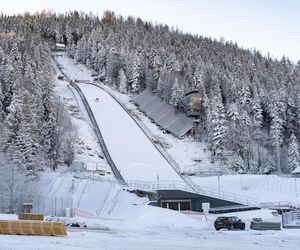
[1,0,299,62]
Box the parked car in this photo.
[214,216,246,230]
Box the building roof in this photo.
[133,89,194,138]
[55,43,66,48]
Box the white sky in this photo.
[1,0,299,62]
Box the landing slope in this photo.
[78,83,184,182]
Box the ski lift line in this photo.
[70,83,126,185]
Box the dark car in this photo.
[214,216,245,230]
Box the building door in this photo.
[161,200,191,211]
[180,201,191,211]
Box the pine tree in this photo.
[208,95,227,161]
[118,68,127,94]
[126,53,141,93]
[170,78,185,107]
[288,133,299,172]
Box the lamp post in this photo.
[71,179,75,217]
[217,172,221,198]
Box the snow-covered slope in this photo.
[52,56,105,165]
[78,83,185,182]
[54,53,226,176]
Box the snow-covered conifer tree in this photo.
[118,68,128,94]
[288,133,299,172]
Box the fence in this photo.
[125,179,258,206]
[31,196,73,217]
[70,161,109,174]
[1,195,72,217]
[282,211,300,228]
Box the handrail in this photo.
[70,83,126,185]
[125,179,258,205]
[271,201,300,209]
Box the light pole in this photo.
[71,179,75,217]
[295,178,298,197]
[275,118,281,175]
[217,172,221,198]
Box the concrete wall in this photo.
[153,190,241,212]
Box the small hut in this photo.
[54,43,66,52]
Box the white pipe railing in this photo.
[125,179,258,206]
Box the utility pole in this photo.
[275,118,281,175]
[217,171,221,198]
[71,179,75,217]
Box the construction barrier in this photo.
[0,220,67,236]
[250,221,281,230]
[18,213,44,221]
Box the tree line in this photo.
[1,10,300,174]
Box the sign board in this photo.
[202,202,210,213]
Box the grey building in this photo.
[149,190,259,213]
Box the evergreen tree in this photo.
[118,68,127,94]
[170,78,185,107]
[288,133,299,172]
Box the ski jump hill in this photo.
[69,82,258,209]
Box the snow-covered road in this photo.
[78,83,184,183]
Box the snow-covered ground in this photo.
[191,175,300,204]
[54,53,226,176]
[1,208,300,250]
[13,53,295,249]
[53,56,106,165]
[78,83,185,182]
[101,85,228,175]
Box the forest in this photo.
[1,10,300,191]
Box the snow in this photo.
[53,53,227,179]
[11,53,294,249]
[53,57,105,165]
[191,175,300,204]
[100,84,229,175]
[292,165,300,174]
[78,83,185,183]
[1,209,300,250]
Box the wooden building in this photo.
[180,91,201,117]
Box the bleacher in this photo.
[133,89,194,138]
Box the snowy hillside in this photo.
[54,53,226,177]
[53,56,105,165]
[53,52,300,207]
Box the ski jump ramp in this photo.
[76,83,186,183]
